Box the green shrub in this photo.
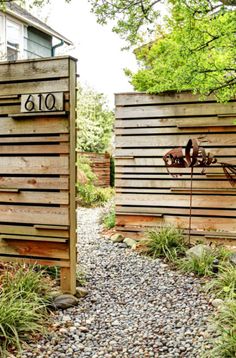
[77,156,97,183]
[137,226,187,261]
[206,300,236,358]
[76,155,114,207]
[2,265,52,304]
[0,264,52,355]
[77,183,114,207]
[178,252,217,277]
[206,264,236,299]
[178,246,231,277]
[103,209,115,229]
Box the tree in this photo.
[89,0,236,101]
[76,86,114,153]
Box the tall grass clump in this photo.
[178,246,231,277]
[0,264,53,356]
[103,208,115,229]
[76,156,114,207]
[137,226,187,261]
[206,264,236,299]
[206,300,236,358]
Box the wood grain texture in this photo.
[115,92,236,241]
[0,57,77,283]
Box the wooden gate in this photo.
[115,92,236,248]
[0,56,77,293]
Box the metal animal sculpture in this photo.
[163,138,236,242]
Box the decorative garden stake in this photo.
[163,138,236,243]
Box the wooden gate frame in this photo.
[0,56,77,294]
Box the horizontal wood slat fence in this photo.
[0,56,77,293]
[115,92,236,248]
[77,151,111,187]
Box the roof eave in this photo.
[5,8,73,46]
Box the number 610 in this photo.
[24,93,56,111]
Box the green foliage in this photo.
[138,226,187,261]
[77,153,114,207]
[76,266,87,287]
[77,156,97,183]
[206,300,236,358]
[2,265,52,304]
[207,264,236,299]
[130,1,236,101]
[88,0,236,101]
[77,86,114,153]
[76,183,114,207]
[89,0,161,48]
[0,264,52,355]
[103,208,115,229]
[178,246,231,277]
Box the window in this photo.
[6,19,23,60]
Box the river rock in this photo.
[110,233,124,243]
[186,244,212,259]
[75,286,89,298]
[124,237,137,249]
[52,294,79,310]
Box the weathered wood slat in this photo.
[0,156,68,174]
[116,133,236,148]
[116,102,236,119]
[115,166,227,175]
[115,117,236,128]
[0,143,69,154]
[116,125,236,135]
[116,214,236,232]
[0,176,68,190]
[116,178,232,189]
[0,117,69,135]
[0,191,68,204]
[0,224,69,238]
[0,57,69,82]
[0,78,69,96]
[0,134,69,144]
[116,205,236,217]
[0,239,69,259]
[116,188,236,195]
[1,235,67,243]
[0,205,68,225]
[115,147,236,157]
[115,92,218,106]
[116,156,235,167]
[116,193,236,209]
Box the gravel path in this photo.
[21,205,214,358]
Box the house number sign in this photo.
[21,92,64,112]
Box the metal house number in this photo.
[21,92,64,113]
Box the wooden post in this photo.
[60,57,77,294]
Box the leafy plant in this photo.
[178,246,231,277]
[206,264,236,299]
[0,264,53,355]
[77,156,97,184]
[77,183,114,207]
[77,85,114,153]
[178,252,217,277]
[206,300,236,358]
[103,209,116,229]
[137,226,187,261]
[76,267,87,287]
[0,291,45,356]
